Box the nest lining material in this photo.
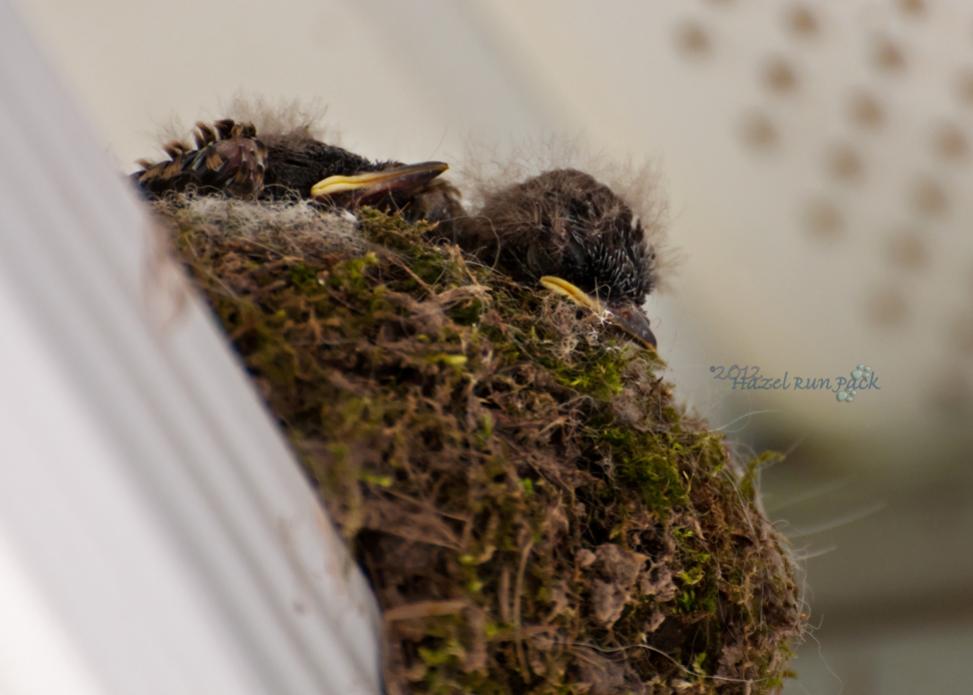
[157,194,804,694]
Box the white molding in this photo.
[0,3,380,693]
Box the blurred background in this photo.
[14,0,973,691]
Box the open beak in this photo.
[310,161,449,205]
[540,275,657,349]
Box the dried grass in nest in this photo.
[155,193,806,694]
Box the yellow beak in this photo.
[311,161,449,201]
[540,275,605,312]
[540,275,657,349]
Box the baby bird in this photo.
[135,119,659,347]
[133,119,456,217]
[452,168,659,348]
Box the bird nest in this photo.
[157,194,805,694]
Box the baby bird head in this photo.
[464,168,661,348]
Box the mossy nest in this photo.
[157,194,805,694]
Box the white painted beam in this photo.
[0,3,380,693]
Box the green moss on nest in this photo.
[159,196,804,694]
